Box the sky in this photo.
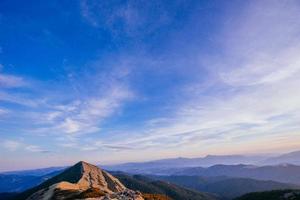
[0,0,300,171]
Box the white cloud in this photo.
[59,142,78,148]
[0,73,28,88]
[0,108,9,115]
[25,145,47,153]
[79,0,171,36]
[79,0,99,27]
[0,55,135,140]
[0,92,41,107]
[45,82,133,136]
[59,118,83,134]
[2,140,48,153]
[3,140,21,151]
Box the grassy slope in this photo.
[235,190,300,200]
[153,175,299,199]
[114,173,218,200]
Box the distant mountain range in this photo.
[262,151,300,166]
[1,167,65,176]
[2,150,299,176]
[174,164,300,185]
[0,171,61,193]
[104,155,266,174]
[104,150,300,174]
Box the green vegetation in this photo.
[142,193,172,200]
[114,173,218,200]
[65,188,106,199]
[154,175,298,199]
[235,190,300,200]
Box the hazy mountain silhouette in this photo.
[1,167,66,177]
[104,155,265,174]
[0,171,61,193]
[175,164,300,184]
[262,150,300,165]
[151,175,299,199]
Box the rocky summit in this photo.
[25,161,144,200]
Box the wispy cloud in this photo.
[0,56,135,145]
[25,145,50,153]
[0,91,43,107]
[80,0,172,36]
[0,73,29,88]
[37,80,133,136]
[80,140,135,152]
[3,140,21,151]
[2,140,48,153]
[0,108,9,115]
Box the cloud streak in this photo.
[0,74,29,88]
[2,140,48,153]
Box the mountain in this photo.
[175,164,300,184]
[104,155,265,174]
[235,189,300,200]
[113,173,219,200]
[262,150,300,165]
[0,171,61,193]
[14,161,143,200]
[1,167,66,176]
[151,175,299,199]
[0,192,17,200]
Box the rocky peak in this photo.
[74,161,126,193]
[25,161,143,200]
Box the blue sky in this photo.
[1,0,300,171]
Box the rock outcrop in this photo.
[25,161,144,200]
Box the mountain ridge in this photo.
[15,161,143,200]
[262,151,300,165]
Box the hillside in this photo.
[113,173,218,200]
[0,170,61,193]
[235,190,300,200]
[152,175,298,199]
